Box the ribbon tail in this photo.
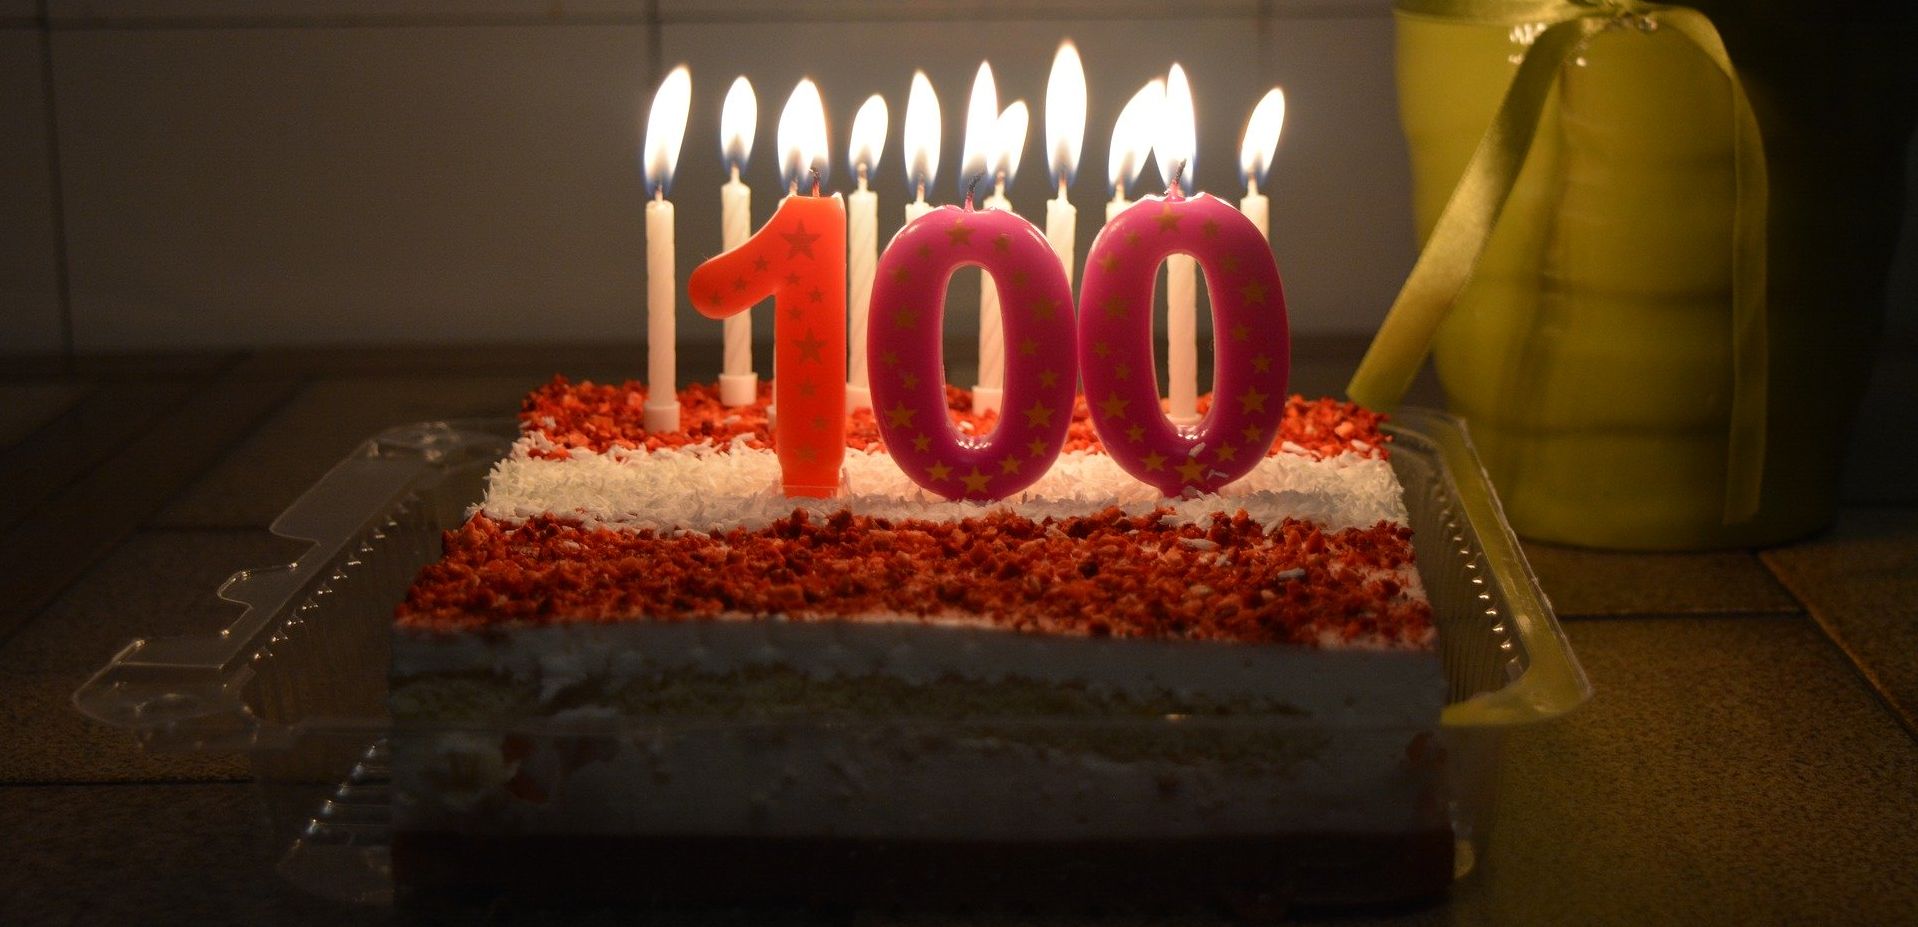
[1347,17,1600,411]
[1662,8,1768,525]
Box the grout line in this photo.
[1758,549,1918,745]
[36,0,76,372]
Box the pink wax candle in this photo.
[1079,189,1289,496]
[868,201,1077,502]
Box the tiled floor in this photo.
[1,341,1914,925]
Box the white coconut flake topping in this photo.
[478,436,1408,535]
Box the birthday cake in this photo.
[388,379,1451,911]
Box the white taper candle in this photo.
[1046,180,1076,289]
[847,167,878,412]
[718,167,758,406]
[644,195,680,432]
[973,176,1012,416]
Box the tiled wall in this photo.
[3,1,1913,358]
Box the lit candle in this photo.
[966,64,1031,418]
[903,71,940,224]
[1044,40,1085,287]
[718,76,759,407]
[868,198,1077,502]
[1239,87,1285,242]
[1080,191,1289,496]
[1105,80,1162,224]
[641,65,691,433]
[845,94,888,414]
[1159,64,1200,427]
[689,80,847,497]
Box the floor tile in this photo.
[0,367,300,641]
[1520,541,1800,618]
[0,782,382,927]
[0,378,196,532]
[153,373,551,529]
[1762,507,1918,734]
[0,382,90,448]
[1450,616,1918,926]
[1841,349,1918,505]
[0,529,305,783]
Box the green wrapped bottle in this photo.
[1394,0,1916,549]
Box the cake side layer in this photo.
[392,616,1444,719]
[396,510,1431,647]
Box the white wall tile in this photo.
[0,29,65,356]
[1260,14,1414,336]
[54,24,657,350]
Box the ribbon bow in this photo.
[1348,0,1769,523]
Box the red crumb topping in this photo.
[519,376,1390,462]
[396,509,1432,648]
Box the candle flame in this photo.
[642,64,691,197]
[904,71,941,195]
[993,101,1028,186]
[720,76,756,174]
[778,78,830,193]
[1107,78,1162,197]
[1045,40,1086,188]
[1157,63,1195,193]
[1239,87,1285,186]
[960,61,998,194]
[849,94,888,179]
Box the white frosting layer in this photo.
[480,438,1407,535]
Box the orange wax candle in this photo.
[690,191,847,497]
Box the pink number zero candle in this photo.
[1079,191,1290,496]
[868,203,1077,501]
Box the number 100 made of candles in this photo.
[691,190,1287,503]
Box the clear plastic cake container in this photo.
[73,408,1590,908]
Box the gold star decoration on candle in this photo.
[1113,362,1131,380]
[887,404,917,427]
[794,331,826,364]
[961,467,991,493]
[1024,403,1055,428]
[1155,205,1181,231]
[1027,437,1049,458]
[928,461,952,482]
[1096,252,1121,273]
[999,457,1022,475]
[1239,281,1268,304]
[946,221,974,246]
[1018,337,1038,356]
[1201,219,1220,238]
[782,221,821,258]
[1099,295,1128,319]
[1098,393,1130,419]
[911,433,932,452]
[1230,323,1251,343]
[1038,369,1060,388]
[993,233,1012,252]
[1215,443,1239,462]
[1252,354,1273,373]
[1125,423,1145,442]
[1033,296,1061,319]
[1175,457,1207,484]
[1240,387,1270,414]
[1142,451,1167,472]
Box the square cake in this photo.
[389,379,1450,911]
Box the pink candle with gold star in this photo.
[1079,189,1288,496]
[689,80,847,498]
[868,200,1076,502]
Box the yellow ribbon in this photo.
[1348,0,1769,523]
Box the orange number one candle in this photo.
[690,79,847,497]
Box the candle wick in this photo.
[654,187,665,202]
[1168,160,1187,199]
[1247,176,1257,198]
[730,164,740,184]
[1058,177,1068,201]
[915,180,926,204]
[810,167,822,197]
[965,173,984,209]
[995,171,1007,198]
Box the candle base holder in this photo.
[844,384,872,414]
[970,385,1003,417]
[641,401,681,434]
[718,372,758,408]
